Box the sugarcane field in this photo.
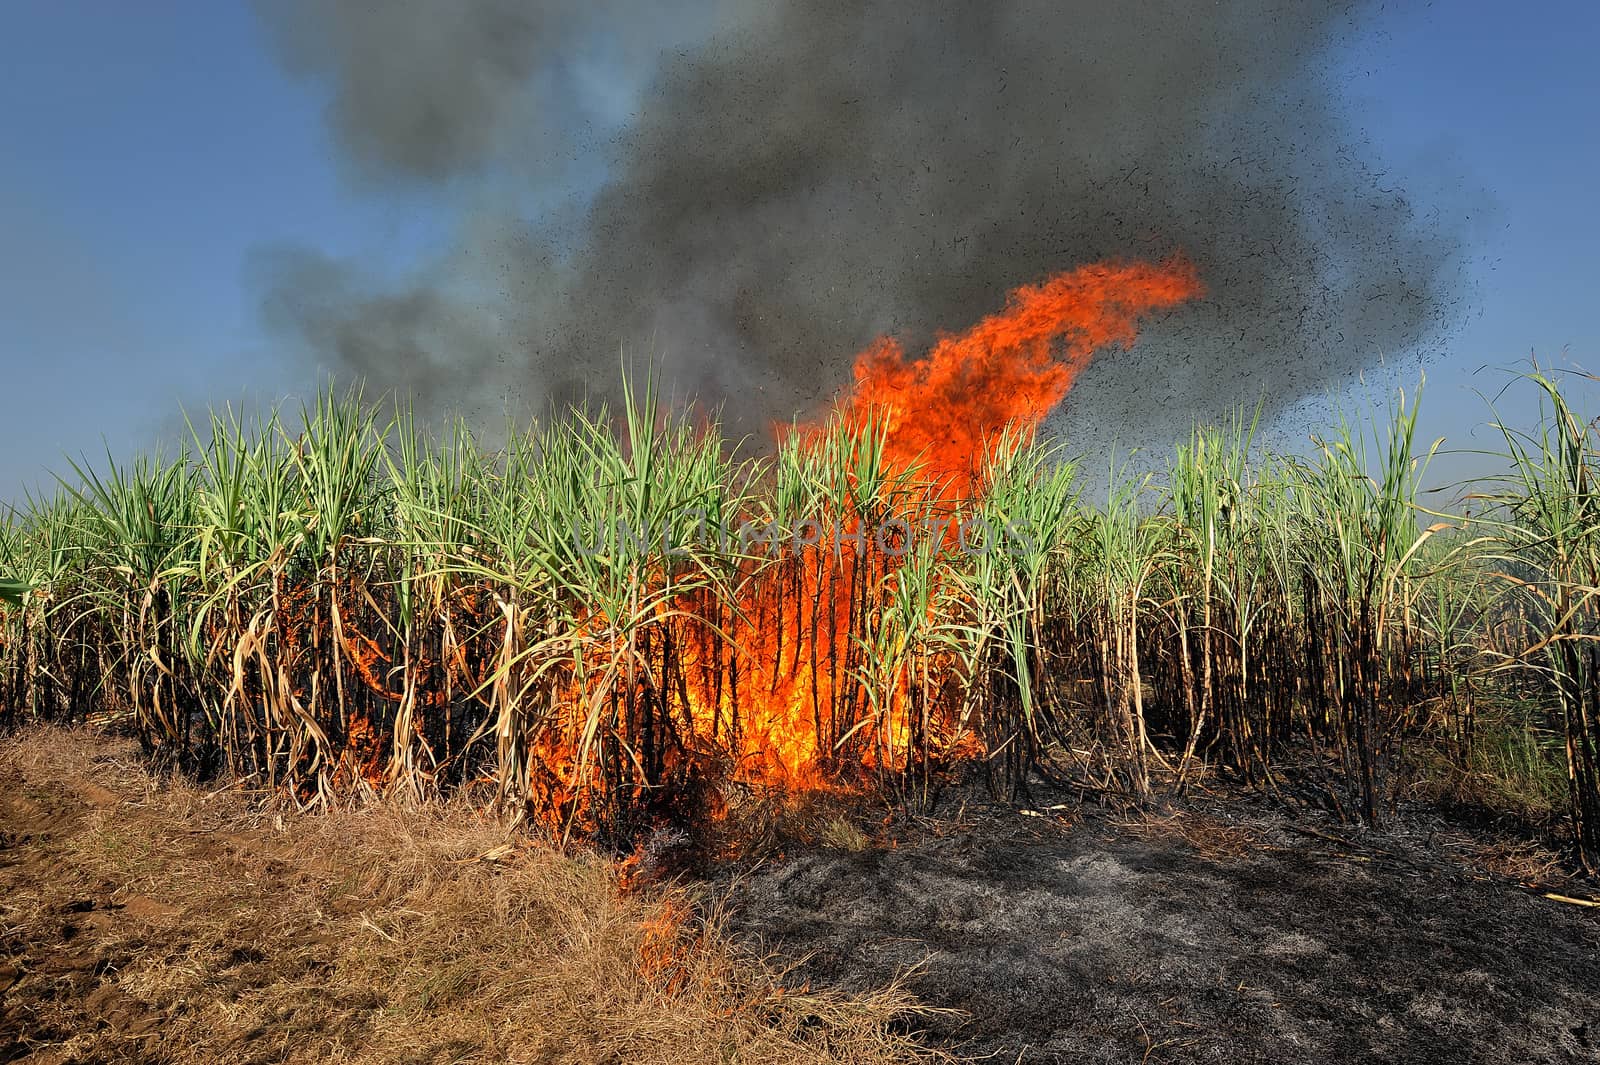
[2,3,1596,1063]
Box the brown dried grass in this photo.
[0,725,947,1065]
[1113,808,1263,860]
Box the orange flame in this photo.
[841,256,1201,494]
[703,256,1202,791]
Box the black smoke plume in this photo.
[253,0,1464,447]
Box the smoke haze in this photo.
[253,0,1465,447]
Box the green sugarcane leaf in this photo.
[0,578,30,607]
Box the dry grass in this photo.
[1113,809,1263,861]
[1436,831,1571,889]
[714,787,882,862]
[818,817,871,853]
[0,726,945,1065]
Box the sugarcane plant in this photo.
[1477,369,1600,873]
[0,368,1592,864]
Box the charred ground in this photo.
[722,786,1600,1064]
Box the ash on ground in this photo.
[723,794,1600,1064]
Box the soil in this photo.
[0,754,177,1060]
[724,794,1600,1064]
[0,742,476,1063]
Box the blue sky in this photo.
[1338,0,1600,489]
[1,1,1596,500]
[0,2,450,500]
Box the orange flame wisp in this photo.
[844,257,1201,494]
